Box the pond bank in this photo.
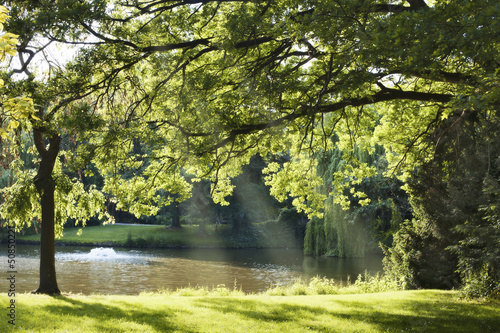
[4,245,384,295]
[13,223,304,250]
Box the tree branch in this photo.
[141,39,211,52]
[391,69,478,85]
[201,88,455,155]
[407,0,428,10]
[80,21,139,49]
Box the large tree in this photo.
[73,0,498,295]
[0,1,112,294]
[67,0,497,293]
[1,0,498,294]
[383,108,500,296]
[66,0,498,225]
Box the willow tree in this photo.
[1,0,498,294]
[304,146,408,257]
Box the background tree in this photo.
[305,146,410,257]
[384,108,500,296]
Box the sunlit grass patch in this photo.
[1,290,499,332]
[18,224,227,248]
[18,224,165,246]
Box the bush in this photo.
[459,264,500,300]
[265,272,401,296]
[141,284,245,297]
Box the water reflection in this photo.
[2,245,383,295]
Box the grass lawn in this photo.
[16,223,298,248]
[1,290,499,332]
[17,224,227,248]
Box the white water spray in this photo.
[87,247,118,258]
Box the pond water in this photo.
[3,245,383,295]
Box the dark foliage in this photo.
[384,109,500,297]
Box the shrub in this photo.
[265,272,400,296]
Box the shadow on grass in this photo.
[194,297,325,323]
[329,299,500,332]
[13,291,500,332]
[193,292,500,332]
[37,295,196,333]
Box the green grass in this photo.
[17,224,226,248]
[1,290,499,332]
[16,223,300,249]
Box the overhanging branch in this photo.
[201,88,454,154]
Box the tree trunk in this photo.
[32,129,61,295]
[34,175,60,294]
[170,200,182,229]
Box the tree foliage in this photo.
[384,108,500,296]
[0,5,34,146]
[1,0,498,296]
[304,146,409,257]
[53,0,497,217]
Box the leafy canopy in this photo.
[0,5,35,141]
[57,0,498,217]
[2,0,499,222]
[0,3,112,236]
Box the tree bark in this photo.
[170,200,182,229]
[34,175,60,294]
[32,128,61,295]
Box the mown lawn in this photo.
[1,290,499,332]
[17,224,227,248]
[16,223,299,248]
[18,224,158,243]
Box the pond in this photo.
[4,245,383,295]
